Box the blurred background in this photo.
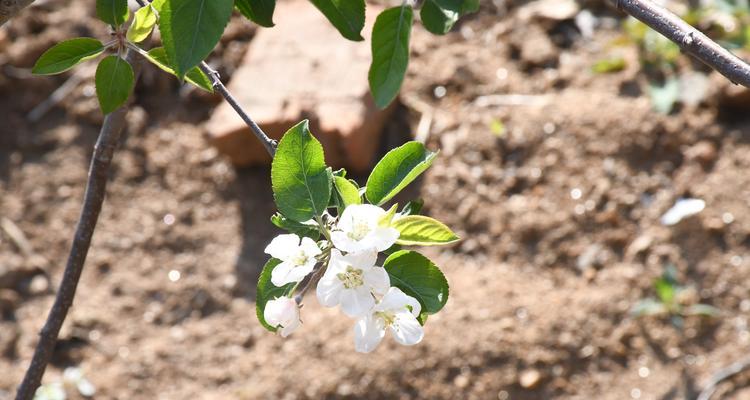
[3,0,750,398]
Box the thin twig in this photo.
[198,62,277,157]
[132,0,277,156]
[14,48,143,400]
[696,355,750,400]
[611,0,750,87]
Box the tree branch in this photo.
[198,62,277,156]
[14,48,143,400]
[697,355,750,400]
[611,0,750,87]
[0,0,35,27]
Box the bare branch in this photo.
[0,0,35,27]
[14,48,143,400]
[611,0,750,88]
[198,61,277,156]
[697,355,750,400]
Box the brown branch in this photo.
[14,48,143,400]
[611,0,750,88]
[697,355,750,400]
[0,0,35,27]
[198,61,277,156]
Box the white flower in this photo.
[317,249,390,317]
[264,296,301,337]
[264,233,322,286]
[353,287,424,353]
[331,204,399,253]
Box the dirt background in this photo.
[3,0,750,399]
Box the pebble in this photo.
[519,369,542,389]
[29,274,49,295]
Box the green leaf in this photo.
[96,0,129,27]
[420,0,459,35]
[392,215,459,246]
[151,0,167,12]
[365,141,437,205]
[591,57,626,74]
[95,55,134,115]
[334,176,361,207]
[144,47,214,92]
[270,213,321,240]
[383,250,449,315]
[127,4,157,43]
[236,0,276,27]
[399,199,423,216]
[256,258,296,332]
[631,298,667,317]
[684,303,721,317]
[459,0,479,13]
[309,0,365,41]
[654,278,676,305]
[271,120,332,223]
[369,5,413,108]
[160,0,234,79]
[32,38,105,75]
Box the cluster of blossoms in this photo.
[263,204,424,353]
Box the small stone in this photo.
[454,374,470,388]
[626,235,653,260]
[519,369,542,389]
[29,274,49,295]
[519,0,579,24]
[684,141,717,166]
[514,25,559,68]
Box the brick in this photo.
[204,2,396,172]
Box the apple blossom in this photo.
[330,204,399,253]
[264,296,301,337]
[317,249,390,317]
[353,287,424,353]
[264,233,322,287]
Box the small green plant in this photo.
[632,265,720,328]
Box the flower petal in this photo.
[283,262,316,284]
[264,234,300,260]
[353,204,387,226]
[340,286,375,317]
[300,237,322,257]
[270,261,296,287]
[264,297,298,329]
[279,314,301,337]
[316,275,342,307]
[375,287,421,316]
[354,314,386,353]
[370,227,400,251]
[391,312,424,346]
[343,249,378,271]
[326,249,348,274]
[364,267,390,296]
[330,230,356,253]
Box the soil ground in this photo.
[3,0,750,399]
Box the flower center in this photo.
[336,265,364,289]
[290,250,309,266]
[375,311,396,327]
[347,218,371,241]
